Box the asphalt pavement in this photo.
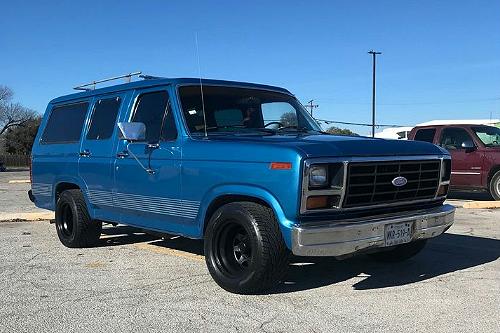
[0,207,499,332]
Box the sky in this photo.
[1,0,499,135]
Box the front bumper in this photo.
[292,204,455,257]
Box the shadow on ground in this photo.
[99,225,204,254]
[448,191,493,201]
[98,226,499,293]
[0,168,30,173]
[276,233,500,293]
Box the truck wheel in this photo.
[55,189,102,248]
[489,170,500,201]
[368,240,427,262]
[204,202,289,294]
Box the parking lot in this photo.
[1,171,499,332]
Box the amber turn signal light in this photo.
[270,162,292,170]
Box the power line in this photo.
[315,118,408,128]
[311,97,500,105]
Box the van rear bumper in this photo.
[28,190,35,203]
[291,204,455,257]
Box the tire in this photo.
[55,189,102,248]
[489,170,500,201]
[368,239,427,262]
[204,202,289,294]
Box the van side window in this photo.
[440,128,473,150]
[414,128,436,143]
[132,91,170,142]
[41,102,89,143]
[86,97,121,140]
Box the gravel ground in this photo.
[0,207,498,333]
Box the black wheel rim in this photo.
[214,222,253,278]
[58,202,74,237]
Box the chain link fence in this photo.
[0,155,31,168]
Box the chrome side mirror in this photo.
[461,140,476,152]
[118,122,146,142]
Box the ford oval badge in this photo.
[392,176,408,187]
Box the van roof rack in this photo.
[73,71,163,91]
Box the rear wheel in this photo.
[489,170,500,201]
[55,189,102,248]
[204,202,289,294]
[368,240,427,262]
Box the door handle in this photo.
[79,149,91,157]
[116,151,129,158]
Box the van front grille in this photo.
[343,160,440,208]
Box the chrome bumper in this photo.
[292,204,455,257]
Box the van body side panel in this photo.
[31,100,91,211]
[78,92,132,223]
[112,86,192,235]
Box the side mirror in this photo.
[461,140,476,151]
[118,122,146,142]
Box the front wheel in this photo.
[204,202,289,294]
[368,240,427,262]
[489,170,500,201]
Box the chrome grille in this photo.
[343,160,440,208]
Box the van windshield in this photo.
[472,126,500,147]
[178,85,321,136]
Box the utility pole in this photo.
[305,100,319,117]
[368,50,381,137]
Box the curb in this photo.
[8,180,30,184]
[0,212,54,222]
[463,201,500,209]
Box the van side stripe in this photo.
[87,190,200,219]
[31,183,53,197]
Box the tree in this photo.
[279,111,297,127]
[4,116,42,154]
[326,126,359,136]
[0,85,36,136]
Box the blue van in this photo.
[30,74,455,294]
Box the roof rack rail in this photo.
[73,71,143,91]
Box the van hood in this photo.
[207,134,447,158]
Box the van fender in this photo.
[52,176,95,217]
[198,184,295,248]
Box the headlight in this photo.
[302,162,346,212]
[309,165,328,188]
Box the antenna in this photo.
[195,33,208,137]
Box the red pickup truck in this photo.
[408,124,500,200]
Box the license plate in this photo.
[384,222,413,247]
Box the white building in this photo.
[374,127,414,140]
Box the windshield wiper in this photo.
[276,126,324,134]
[199,126,276,136]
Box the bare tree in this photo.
[0,85,36,136]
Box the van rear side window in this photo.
[86,97,121,140]
[41,102,89,144]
